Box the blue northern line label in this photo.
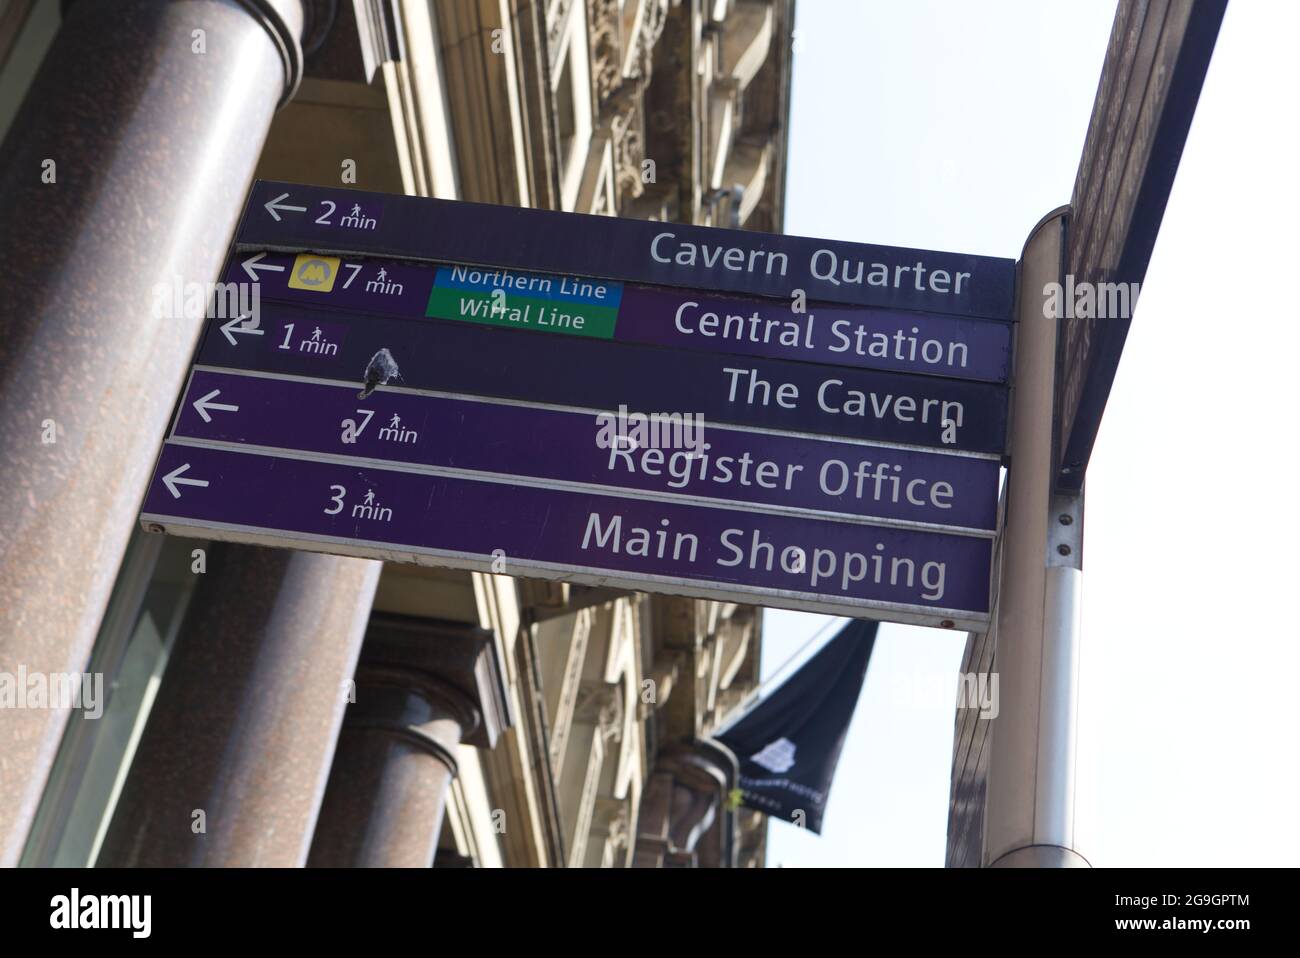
[435,265,624,307]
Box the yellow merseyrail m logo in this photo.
[288,254,341,292]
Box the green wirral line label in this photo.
[425,287,619,339]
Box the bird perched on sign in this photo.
[358,348,401,399]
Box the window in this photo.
[21,532,206,866]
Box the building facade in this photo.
[0,0,793,868]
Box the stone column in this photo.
[307,681,474,868]
[97,543,380,866]
[307,616,509,868]
[633,741,737,868]
[0,0,306,865]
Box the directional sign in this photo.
[239,251,286,282]
[190,388,239,423]
[222,251,1014,382]
[173,368,1001,532]
[198,303,1009,454]
[141,442,994,629]
[262,191,308,221]
[218,314,264,346]
[236,181,1018,320]
[141,180,1016,628]
[159,463,209,499]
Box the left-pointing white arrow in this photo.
[264,192,308,222]
[242,252,286,281]
[192,389,240,423]
[220,315,265,346]
[162,463,209,499]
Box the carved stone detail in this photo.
[587,0,623,103]
[548,0,576,64]
[585,0,673,212]
[610,92,646,203]
[595,796,630,849]
[574,682,623,741]
[630,0,670,85]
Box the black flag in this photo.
[715,618,877,834]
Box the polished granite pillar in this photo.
[308,617,510,868]
[97,543,380,867]
[0,0,306,865]
[307,682,475,868]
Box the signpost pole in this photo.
[981,208,1089,868]
[974,0,1226,870]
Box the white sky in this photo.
[763,0,1300,867]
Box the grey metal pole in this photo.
[981,208,1089,868]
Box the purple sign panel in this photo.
[138,180,1013,626]
[225,250,1013,382]
[616,286,1012,383]
[198,303,1009,454]
[173,368,1000,531]
[236,181,1016,320]
[141,443,994,628]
